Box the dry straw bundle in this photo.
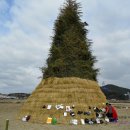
[18,77,106,124]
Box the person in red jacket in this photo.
[105,103,118,122]
[111,104,118,122]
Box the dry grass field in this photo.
[0,99,130,130]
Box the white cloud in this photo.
[94,29,130,87]
[0,0,130,93]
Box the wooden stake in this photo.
[5,119,9,130]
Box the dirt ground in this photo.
[0,99,130,130]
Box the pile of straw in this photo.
[18,77,106,124]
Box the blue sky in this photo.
[0,0,130,94]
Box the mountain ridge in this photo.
[101,84,130,100]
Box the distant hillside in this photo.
[8,93,30,99]
[101,84,130,100]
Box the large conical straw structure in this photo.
[18,77,106,124]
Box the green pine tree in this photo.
[42,0,99,81]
